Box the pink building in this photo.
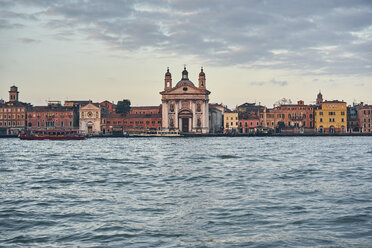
[238,119,260,133]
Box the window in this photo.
[341,112,345,115]
[320,118,323,122]
[319,112,323,116]
[61,121,64,127]
[196,103,201,112]
[341,118,344,122]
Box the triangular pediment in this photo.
[81,103,100,110]
[161,83,210,95]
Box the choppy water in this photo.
[1,137,372,247]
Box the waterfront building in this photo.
[259,100,315,133]
[358,104,372,133]
[101,106,162,135]
[0,86,31,135]
[347,103,362,133]
[160,67,210,133]
[27,101,78,130]
[224,110,239,133]
[79,102,101,135]
[209,103,224,133]
[314,100,347,133]
[238,119,260,134]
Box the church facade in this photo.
[160,67,210,133]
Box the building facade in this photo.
[209,104,224,133]
[315,101,347,133]
[79,103,101,135]
[224,111,239,133]
[358,105,372,133]
[238,119,260,133]
[101,110,162,135]
[160,67,210,133]
[0,86,30,135]
[27,102,77,130]
[347,103,362,133]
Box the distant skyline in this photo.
[0,0,371,108]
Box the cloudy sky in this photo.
[1,0,371,108]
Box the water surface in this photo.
[1,137,371,247]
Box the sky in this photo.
[0,0,371,108]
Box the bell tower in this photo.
[9,85,19,102]
[316,90,323,105]
[164,67,172,90]
[198,67,206,89]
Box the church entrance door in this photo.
[182,118,189,132]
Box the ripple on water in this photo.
[0,137,371,248]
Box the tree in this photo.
[274,98,292,107]
[116,99,131,116]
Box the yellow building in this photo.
[224,111,239,133]
[315,101,347,133]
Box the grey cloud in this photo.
[0,19,23,29]
[1,0,372,76]
[19,37,40,43]
[250,79,288,87]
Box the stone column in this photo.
[175,100,179,129]
[204,99,209,133]
[192,100,196,131]
[162,100,168,130]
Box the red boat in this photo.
[19,129,85,140]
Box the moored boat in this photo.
[127,130,182,137]
[19,129,85,140]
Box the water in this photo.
[0,137,371,247]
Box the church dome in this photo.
[175,79,195,88]
[175,66,195,87]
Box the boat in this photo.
[19,129,85,140]
[127,130,182,137]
